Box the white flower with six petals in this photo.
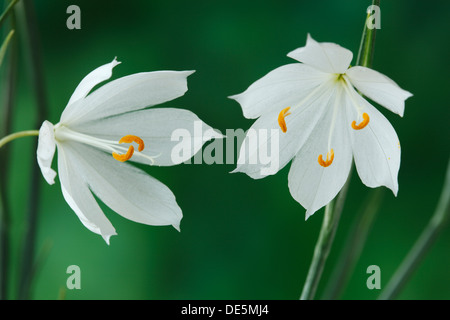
[231,34,413,219]
[37,58,220,243]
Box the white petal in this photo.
[37,120,57,185]
[234,81,337,179]
[287,34,353,74]
[344,89,400,195]
[229,63,330,119]
[57,142,117,244]
[69,108,222,166]
[288,86,352,219]
[346,66,413,117]
[63,58,121,117]
[62,70,195,125]
[60,141,183,231]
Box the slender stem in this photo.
[0,129,39,299]
[321,188,384,299]
[379,158,450,300]
[299,169,352,300]
[356,0,380,67]
[0,0,19,27]
[0,29,14,67]
[16,0,48,299]
[0,0,19,300]
[0,130,39,149]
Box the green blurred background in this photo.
[1,0,449,299]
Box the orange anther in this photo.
[113,146,135,162]
[278,107,291,133]
[351,112,370,130]
[112,135,145,162]
[318,149,334,167]
[118,135,145,152]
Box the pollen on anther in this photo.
[351,113,370,130]
[112,134,145,162]
[278,107,291,133]
[318,149,334,167]
[112,146,135,162]
[119,135,145,152]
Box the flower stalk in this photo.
[379,157,450,300]
[0,0,20,300]
[356,0,380,69]
[321,188,384,299]
[0,29,14,67]
[300,169,352,300]
[0,130,39,149]
[16,0,49,299]
[0,0,19,27]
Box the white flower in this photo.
[230,34,413,219]
[37,58,220,243]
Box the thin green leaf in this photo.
[0,29,15,67]
[0,0,19,27]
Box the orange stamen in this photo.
[113,146,135,162]
[318,149,334,167]
[351,112,370,130]
[278,107,291,133]
[118,135,145,151]
[112,135,145,162]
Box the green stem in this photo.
[0,0,19,27]
[299,169,352,300]
[379,158,450,300]
[0,130,39,149]
[16,0,48,300]
[0,29,14,67]
[321,188,384,299]
[356,0,380,67]
[0,0,19,300]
